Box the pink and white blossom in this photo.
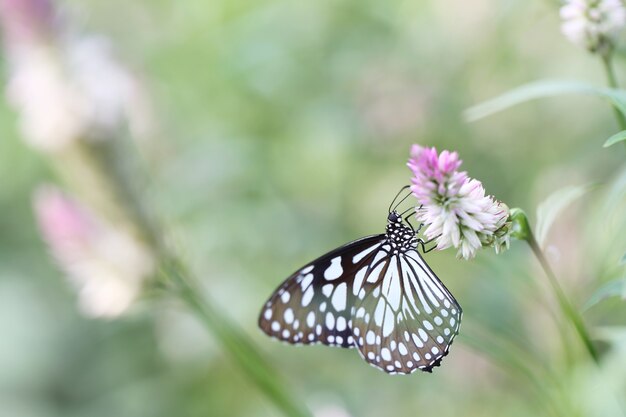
[408,145,510,259]
[0,0,152,153]
[34,186,154,318]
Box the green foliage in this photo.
[535,184,593,247]
[1,0,626,416]
[604,130,626,147]
[464,80,626,123]
[584,278,626,311]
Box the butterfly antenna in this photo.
[398,206,414,218]
[391,186,414,212]
[388,185,410,213]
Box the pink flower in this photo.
[408,145,510,259]
[34,186,154,318]
[0,0,153,153]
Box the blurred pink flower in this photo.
[0,0,56,44]
[408,145,510,259]
[0,0,153,152]
[34,186,154,318]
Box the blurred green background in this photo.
[1,0,626,416]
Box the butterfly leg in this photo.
[417,236,439,253]
[403,206,424,234]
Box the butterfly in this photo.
[258,186,462,374]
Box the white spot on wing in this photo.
[404,256,433,314]
[301,286,314,306]
[383,261,402,311]
[352,244,380,264]
[331,282,347,311]
[322,284,333,297]
[284,308,294,324]
[381,347,391,361]
[382,305,395,337]
[324,257,343,280]
[367,261,385,283]
[353,267,367,296]
[300,273,313,290]
[374,298,385,326]
[336,316,347,331]
[418,328,428,342]
[412,333,424,348]
[325,312,335,330]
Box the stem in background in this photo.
[163,259,312,417]
[601,53,626,142]
[525,232,599,364]
[510,208,599,364]
[60,142,312,417]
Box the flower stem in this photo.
[511,209,598,362]
[601,53,626,142]
[525,230,599,363]
[162,258,312,417]
[60,141,312,417]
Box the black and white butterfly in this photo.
[258,187,462,375]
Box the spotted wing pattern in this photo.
[351,249,462,374]
[258,230,462,375]
[258,235,386,348]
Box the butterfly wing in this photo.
[351,248,462,374]
[259,234,386,348]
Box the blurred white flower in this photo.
[560,0,626,53]
[34,186,155,318]
[312,404,353,417]
[0,0,153,153]
[408,145,510,260]
[6,45,89,152]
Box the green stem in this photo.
[510,208,598,363]
[163,259,312,417]
[525,231,599,363]
[60,140,312,417]
[601,53,626,141]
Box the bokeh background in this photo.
[1,0,626,416]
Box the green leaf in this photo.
[603,130,626,147]
[464,80,626,122]
[535,184,593,247]
[592,326,626,343]
[583,278,626,311]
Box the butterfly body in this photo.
[259,209,462,374]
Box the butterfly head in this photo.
[386,210,416,253]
